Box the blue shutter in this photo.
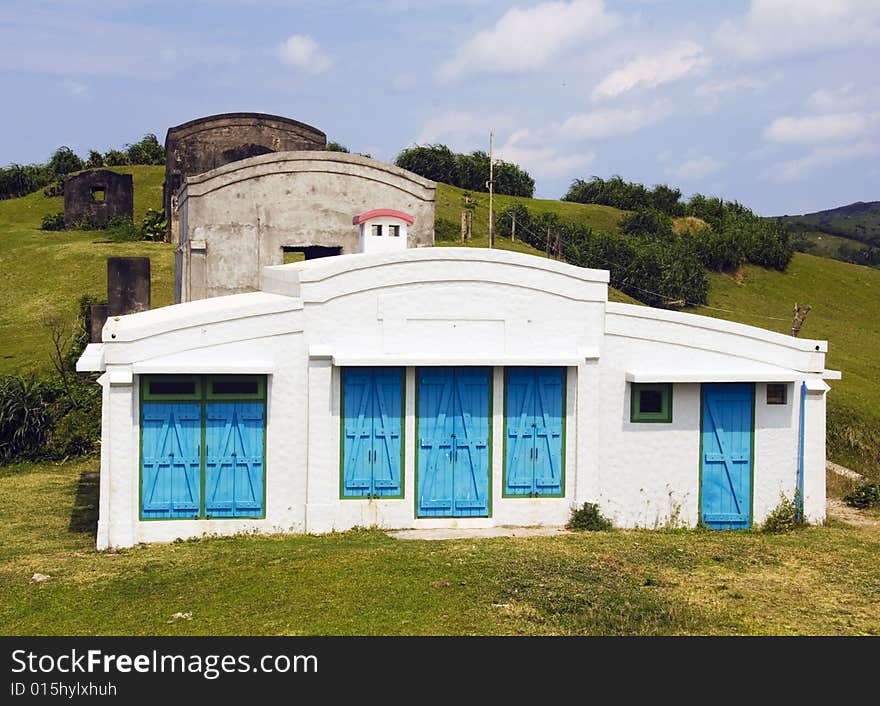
[701,384,752,530]
[371,368,403,497]
[533,368,564,495]
[505,368,536,495]
[205,402,264,518]
[452,368,490,516]
[141,402,201,519]
[417,368,456,516]
[342,369,374,497]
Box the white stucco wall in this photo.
[359,217,408,254]
[79,248,833,547]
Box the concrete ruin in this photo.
[174,151,436,303]
[164,113,327,242]
[64,170,133,228]
[89,257,152,343]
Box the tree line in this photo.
[0,135,165,200]
[395,144,535,197]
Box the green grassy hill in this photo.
[776,201,880,246]
[1,170,877,476]
[0,166,174,373]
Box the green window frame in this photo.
[630,383,673,423]
[139,374,268,521]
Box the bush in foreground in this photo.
[567,502,612,531]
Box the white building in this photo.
[77,248,838,549]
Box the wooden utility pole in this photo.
[487,131,495,248]
[791,303,812,337]
[510,213,516,242]
[546,226,551,257]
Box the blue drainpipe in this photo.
[797,381,806,521]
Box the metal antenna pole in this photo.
[488,130,495,248]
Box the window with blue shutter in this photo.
[341,367,404,498]
[504,367,565,497]
[140,375,267,520]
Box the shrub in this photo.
[620,208,673,239]
[0,163,55,200]
[41,212,66,231]
[395,144,534,197]
[125,134,164,165]
[48,146,83,177]
[141,208,167,241]
[103,149,128,167]
[84,150,105,169]
[43,181,64,198]
[762,492,804,533]
[844,483,880,509]
[0,376,60,462]
[105,216,143,241]
[326,141,350,152]
[434,217,460,242]
[567,502,612,531]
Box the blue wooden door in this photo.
[452,368,490,516]
[418,367,490,517]
[205,402,265,518]
[371,368,402,497]
[505,369,536,495]
[141,403,201,519]
[701,384,753,530]
[417,368,456,515]
[533,368,564,495]
[342,368,402,497]
[505,368,563,496]
[342,369,375,497]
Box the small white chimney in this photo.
[352,209,413,254]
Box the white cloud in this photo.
[592,41,708,100]
[438,0,618,82]
[0,6,240,80]
[695,75,767,98]
[764,112,876,143]
[416,112,494,146]
[276,34,332,73]
[558,107,658,140]
[717,0,880,61]
[62,79,87,95]
[765,142,879,181]
[666,156,723,181]
[496,128,594,178]
[803,82,880,113]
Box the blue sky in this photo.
[1,0,878,215]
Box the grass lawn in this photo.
[1,458,879,636]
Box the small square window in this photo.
[767,383,788,405]
[91,186,106,202]
[388,224,401,237]
[631,383,672,423]
[371,224,383,237]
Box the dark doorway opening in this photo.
[282,245,342,264]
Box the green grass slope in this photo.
[0,166,174,374]
[692,253,880,477]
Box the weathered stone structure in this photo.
[164,113,327,242]
[175,151,436,303]
[64,170,133,228]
